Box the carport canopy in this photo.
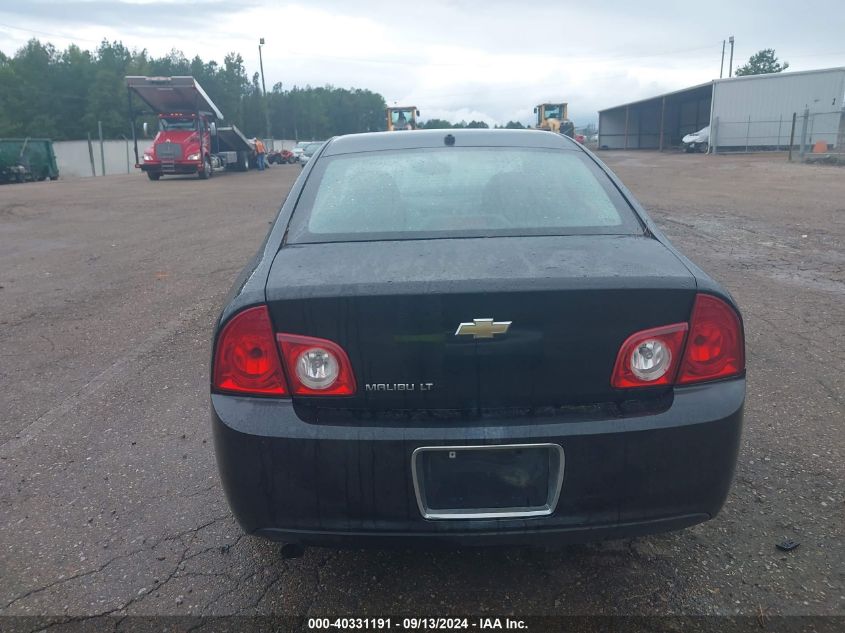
[598,82,713,150]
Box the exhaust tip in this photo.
[280,543,305,559]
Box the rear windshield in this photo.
[286,147,642,243]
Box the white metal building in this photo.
[598,67,845,151]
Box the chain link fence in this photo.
[711,109,845,164]
[795,109,845,164]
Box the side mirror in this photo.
[142,121,149,137]
[533,107,538,114]
[209,122,217,136]
[416,110,420,117]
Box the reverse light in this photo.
[611,323,688,388]
[296,348,339,389]
[277,333,356,396]
[212,306,287,396]
[630,339,673,381]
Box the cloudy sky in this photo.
[1,0,843,126]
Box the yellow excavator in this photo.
[386,106,420,131]
[534,103,575,138]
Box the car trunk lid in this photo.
[265,235,696,414]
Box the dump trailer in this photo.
[386,106,420,131]
[126,76,254,180]
[534,103,575,138]
[0,138,59,184]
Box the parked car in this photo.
[292,141,312,162]
[298,142,324,167]
[682,126,710,153]
[268,149,296,164]
[211,129,745,554]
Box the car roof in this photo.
[322,128,581,156]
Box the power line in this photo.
[2,19,841,67]
[287,42,725,70]
[0,20,102,45]
[786,50,845,58]
[0,22,722,68]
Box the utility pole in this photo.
[720,40,726,78]
[98,120,105,176]
[258,38,267,96]
[728,36,735,78]
[258,38,272,143]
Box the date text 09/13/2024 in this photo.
[307,617,527,629]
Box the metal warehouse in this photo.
[598,67,845,151]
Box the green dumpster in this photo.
[0,138,59,183]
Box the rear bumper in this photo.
[211,379,744,547]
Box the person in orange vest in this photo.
[254,138,267,171]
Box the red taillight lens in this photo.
[212,306,287,396]
[611,323,688,388]
[677,294,744,384]
[277,333,357,396]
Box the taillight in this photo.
[611,323,688,388]
[212,306,287,396]
[213,307,358,397]
[677,294,744,384]
[611,293,744,389]
[277,333,357,396]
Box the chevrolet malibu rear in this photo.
[211,129,744,548]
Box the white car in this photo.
[298,142,324,167]
[682,126,710,153]
[292,141,312,162]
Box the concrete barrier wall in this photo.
[53,138,298,179]
[53,140,134,178]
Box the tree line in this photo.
[0,39,387,140]
[0,40,791,141]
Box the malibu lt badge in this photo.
[365,383,434,392]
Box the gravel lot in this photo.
[0,153,842,626]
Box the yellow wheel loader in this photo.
[386,106,420,131]
[534,103,575,138]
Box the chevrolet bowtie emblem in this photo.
[454,318,512,339]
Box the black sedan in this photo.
[211,129,744,551]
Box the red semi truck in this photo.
[126,76,255,180]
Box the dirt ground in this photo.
[0,153,842,627]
